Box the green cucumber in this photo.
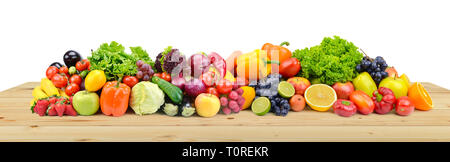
[151,76,183,104]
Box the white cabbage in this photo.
[130,81,165,115]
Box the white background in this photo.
[1,0,449,91]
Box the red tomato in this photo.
[161,72,171,82]
[51,74,68,88]
[349,90,375,115]
[216,79,233,94]
[206,87,219,97]
[200,71,219,87]
[59,66,69,77]
[69,74,82,85]
[76,59,89,71]
[153,73,162,79]
[123,76,139,88]
[396,96,415,116]
[279,58,301,78]
[46,66,59,79]
[65,83,80,96]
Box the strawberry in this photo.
[48,97,57,105]
[37,99,50,108]
[35,105,48,116]
[47,104,57,116]
[64,104,77,116]
[55,102,66,117]
[69,96,73,104]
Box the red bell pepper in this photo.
[332,99,357,117]
[396,96,415,116]
[372,87,396,114]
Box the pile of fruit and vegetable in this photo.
[30,36,434,118]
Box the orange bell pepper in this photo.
[262,41,292,74]
[100,80,131,117]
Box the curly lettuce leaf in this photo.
[293,36,363,85]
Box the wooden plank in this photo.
[1,125,450,142]
[0,82,449,142]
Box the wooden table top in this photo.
[0,82,449,142]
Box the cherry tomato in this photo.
[59,66,69,77]
[123,76,139,88]
[69,74,82,85]
[349,90,375,115]
[46,66,59,79]
[206,87,219,97]
[65,83,80,96]
[76,59,90,71]
[51,74,68,88]
[216,79,233,94]
[153,73,162,79]
[396,96,415,116]
[161,72,171,82]
[200,71,219,87]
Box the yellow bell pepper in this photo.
[236,49,271,82]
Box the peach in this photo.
[195,93,221,117]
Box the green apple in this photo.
[353,72,377,97]
[73,90,100,115]
[379,77,408,99]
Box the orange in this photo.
[240,86,256,110]
[304,84,337,112]
[408,82,433,111]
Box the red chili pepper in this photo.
[332,99,357,117]
[372,87,396,114]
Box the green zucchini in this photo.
[151,76,183,104]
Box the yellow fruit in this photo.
[224,70,236,82]
[400,74,411,88]
[40,78,59,96]
[240,86,256,110]
[304,84,337,112]
[32,86,48,99]
[59,89,69,98]
[30,98,37,107]
[85,70,107,92]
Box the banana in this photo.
[58,88,69,98]
[30,98,37,107]
[32,86,48,99]
[40,78,60,96]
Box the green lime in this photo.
[278,81,295,98]
[251,97,271,116]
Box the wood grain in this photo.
[0,82,449,142]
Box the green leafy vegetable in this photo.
[88,41,154,81]
[292,36,363,85]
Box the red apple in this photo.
[332,82,355,100]
[385,66,398,78]
[287,77,310,95]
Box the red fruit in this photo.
[55,103,66,117]
[222,107,232,115]
[37,99,50,108]
[216,79,233,94]
[290,95,306,112]
[385,67,398,78]
[51,74,68,88]
[46,66,59,79]
[235,88,244,95]
[206,87,220,97]
[220,97,228,107]
[228,100,240,112]
[47,104,57,116]
[35,105,48,116]
[59,66,69,77]
[64,104,78,116]
[49,97,57,104]
[69,96,73,104]
[286,77,310,95]
[332,82,355,100]
[69,74,82,85]
[396,96,414,116]
[229,91,239,101]
[237,96,245,106]
[332,99,357,117]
